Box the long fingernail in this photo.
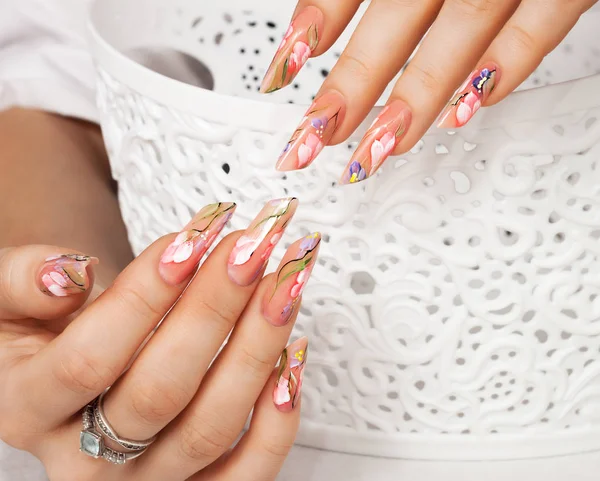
[274,337,308,412]
[339,100,412,185]
[228,198,298,286]
[259,6,323,94]
[437,63,500,128]
[39,254,98,297]
[159,202,236,285]
[263,232,321,326]
[276,91,346,171]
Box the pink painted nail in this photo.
[159,202,236,285]
[276,91,345,171]
[263,232,321,326]
[260,6,324,94]
[39,254,98,297]
[228,198,298,286]
[437,63,500,128]
[339,100,412,185]
[273,337,308,412]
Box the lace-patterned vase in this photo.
[89,0,600,461]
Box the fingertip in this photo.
[0,246,98,320]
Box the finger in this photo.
[189,342,306,481]
[102,198,297,442]
[461,0,597,110]
[17,202,235,428]
[0,246,96,320]
[259,1,362,94]
[276,0,443,172]
[341,0,520,184]
[136,234,321,480]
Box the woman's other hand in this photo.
[262,0,598,183]
[0,198,318,481]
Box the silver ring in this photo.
[80,401,148,465]
[94,390,157,451]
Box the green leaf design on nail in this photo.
[395,119,406,138]
[282,58,289,86]
[61,266,86,289]
[308,23,319,50]
[277,348,288,381]
[276,255,313,292]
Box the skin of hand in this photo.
[263,0,599,184]
[0,109,315,480]
[0,108,133,288]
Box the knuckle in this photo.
[234,346,274,381]
[450,0,498,15]
[377,0,420,9]
[129,374,191,426]
[178,412,234,462]
[54,348,117,396]
[260,437,294,459]
[506,23,540,54]
[110,281,164,322]
[336,50,374,85]
[195,297,235,336]
[405,62,443,97]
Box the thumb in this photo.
[0,246,98,320]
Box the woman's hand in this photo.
[262,0,598,183]
[0,198,318,481]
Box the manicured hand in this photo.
[262,0,598,183]
[0,198,320,481]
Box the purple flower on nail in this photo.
[281,301,294,321]
[299,233,320,253]
[472,68,493,93]
[310,117,328,131]
[346,161,367,184]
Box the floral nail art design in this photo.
[39,254,98,297]
[274,337,308,412]
[437,64,499,128]
[263,232,321,326]
[276,91,346,171]
[228,198,298,286]
[340,100,412,185]
[159,202,236,285]
[260,6,324,94]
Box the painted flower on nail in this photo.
[310,116,328,132]
[345,161,367,184]
[297,133,324,168]
[438,66,498,129]
[472,68,494,93]
[289,41,311,74]
[290,268,309,298]
[455,91,482,127]
[229,235,257,266]
[370,131,396,169]
[271,233,321,323]
[274,339,308,411]
[260,7,322,93]
[274,377,291,404]
[261,232,283,260]
[42,271,70,296]
[299,232,320,253]
[276,91,345,172]
[161,231,199,264]
[39,254,97,297]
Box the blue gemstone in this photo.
[80,430,103,457]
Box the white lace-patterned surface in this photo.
[90,0,600,461]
